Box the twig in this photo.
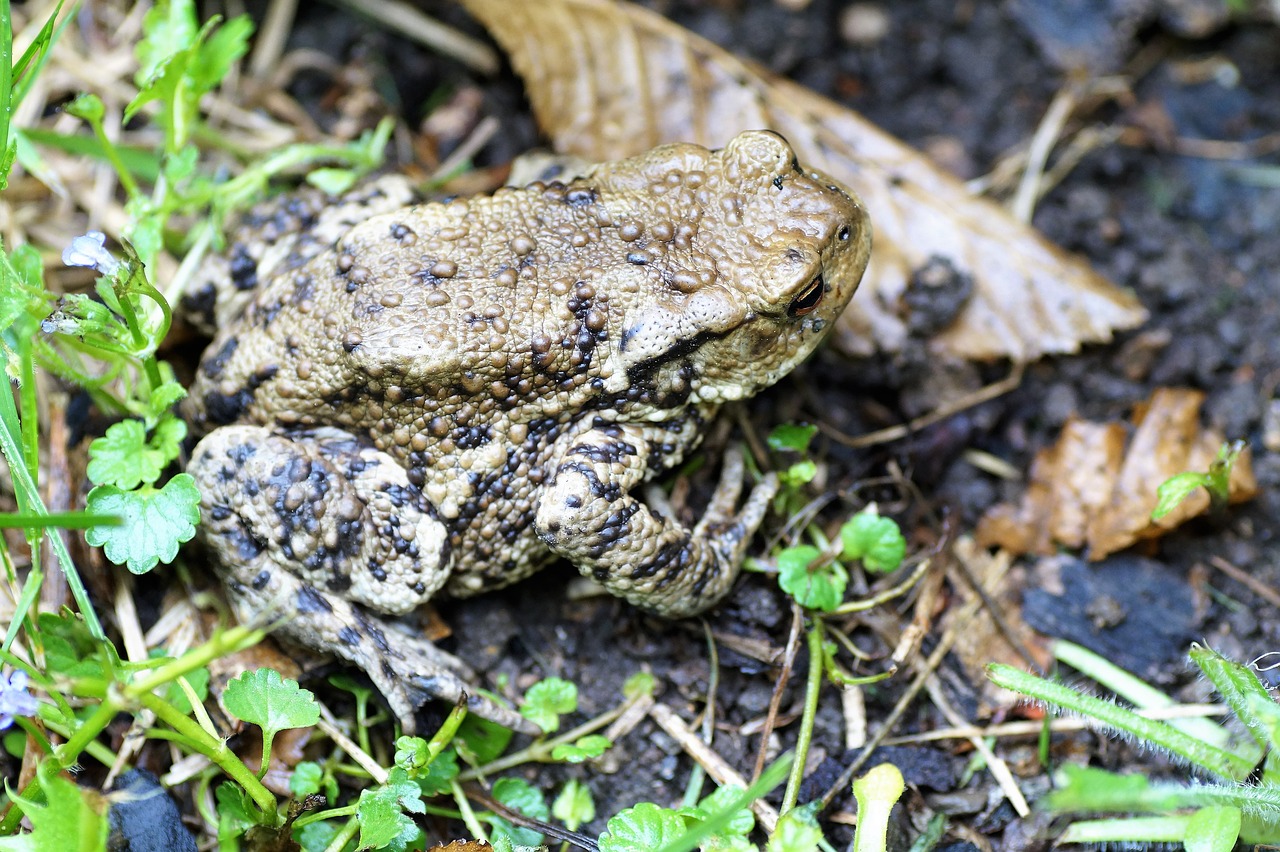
[1208,555,1280,610]
[820,364,1024,450]
[751,604,804,783]
[818,598,979,809]
[334,0,500,74]
[1011,80,1080,224]
[924,673,1030,816]
[649,702,781,834]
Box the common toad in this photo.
[185,131,871,731]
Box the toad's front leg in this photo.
[534,421,779,617]
[189,424,536,734]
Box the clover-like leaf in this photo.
[85,474,200,574]
[839,510,906,574]
[86,420,165,489]
[223,668,320,734]
[223,668,320,777]
[519,677,577,734]
[552,779,595,831]
[767,423,817,454]
[356,768,425,852]
[598,802,688,852]
[777,545,847,612]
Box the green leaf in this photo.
[294,820,339,852]
[187,15,253,94]
[214,782,256,845]
[148,417,187,464]
[38,611,110,679]
[135,0,199,84]
[551,734,611,763]
[85,474,200,574]
[779,460,817,488]
[455,712,514,765]
[767,423,817,453]
[520,677,577,734]
[1185,805,1242,852]
[1190,644,1274,754]
[1152,472,1210,521]
[488,777,547,847]
[289,762,324,798]
[394,735,432,773]
[0,766,109,852]
[414,746,459,797]
[623,671,655,699]
[148,381,187,415]
[552,779,595,831]
[764,803,824,852]
[681,785,754,844]
[356,768,425,852]
[598,802,688,852]
[839,510,906,574]
[86,420,166,489]
[163,666,210,715]
[306,168,360,195]
[223,668,321,734]
[777,545,846,612]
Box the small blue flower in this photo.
[62,231,121,276]
[0,670,38,730]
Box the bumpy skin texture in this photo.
[185,131,872,732]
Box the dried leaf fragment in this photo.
[459,0,1147,361]
[977,388,1257,559]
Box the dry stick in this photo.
[750,604,804,783]
[818,598,980,810]
[1011,79,1080,224]
[336,0,500,74]
[249,0,299,81]
[1209,555,1280,610]
[650,702,782,835]
[820,364,1024,450]
[923,674,1030,817]
[317,712,389,785]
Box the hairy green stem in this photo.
[782,618,826,814]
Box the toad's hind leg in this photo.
[189,424,535,734]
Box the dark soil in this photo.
[172,0,1280,848]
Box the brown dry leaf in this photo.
[945,538,1051,713]
[458,0,1147,361]
[428,842,492,851]
[977,388,1257,559]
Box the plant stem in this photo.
[782,618,825,814]
[138,690,279,821]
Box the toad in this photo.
[184,131,871,731]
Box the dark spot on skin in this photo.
[295,585,333,614]
[252,570,271,590]
[338,627,361,645]
[626,252,649,266]
[229,244,259,291]
[773,176,784,190]
[201,336,240,380]
[565,187,598,207]
[201,387,254,426]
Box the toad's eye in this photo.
[788,276,824,317]
[838,225,852,242]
